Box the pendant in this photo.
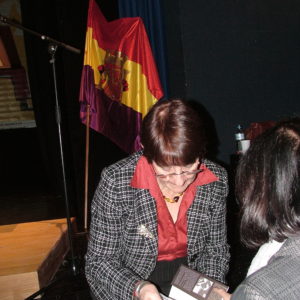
[163,192,183,203]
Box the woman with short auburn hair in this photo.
[216,118,300,300]
[86,98,230,300]
[141,98,207,166]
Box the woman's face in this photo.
[152,159,200,194]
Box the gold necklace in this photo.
[163,192,183,203]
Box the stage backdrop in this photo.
[0,0,35,130]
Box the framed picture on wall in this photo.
[0,0,36,130]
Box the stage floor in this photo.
[0,219,71,300]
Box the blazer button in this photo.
[190,254,197,263]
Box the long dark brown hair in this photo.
[236,118,300,248]
[141,98,207,166]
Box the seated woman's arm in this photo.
[85,168,140,299]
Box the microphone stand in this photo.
[0,14,81,299]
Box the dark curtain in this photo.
[20,1,69,195]
[118,0,169,98]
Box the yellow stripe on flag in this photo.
[83,27,157,118]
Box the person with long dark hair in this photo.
[216,118,300,300]
[85,98,230,300]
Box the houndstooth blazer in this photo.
[85,151,230,300]
[231,236,300,300]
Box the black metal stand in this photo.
[48,43,77,275]
[0,14,82,299]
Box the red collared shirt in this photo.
[131,156,218,261]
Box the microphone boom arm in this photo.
[0,14,81,54]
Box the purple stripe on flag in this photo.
[79,66,142,154]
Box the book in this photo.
[168,265,229,300]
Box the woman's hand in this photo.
[214,287,232,300]
[139,283,162,300]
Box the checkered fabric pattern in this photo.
[231,236,300,300]
[85,151,230,300]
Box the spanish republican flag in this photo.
[79,0,163,153]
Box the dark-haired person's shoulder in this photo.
[232,236,300,300]
[231,283,265,300]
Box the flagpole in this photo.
[84,104,91,232]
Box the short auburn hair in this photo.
[141,98,207,166]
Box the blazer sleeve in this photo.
[85,167,140,300]
[192,164,230,283]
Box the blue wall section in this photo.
[164,0,300,164]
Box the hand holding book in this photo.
[213,288,231,300]
[167,265,229,300]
